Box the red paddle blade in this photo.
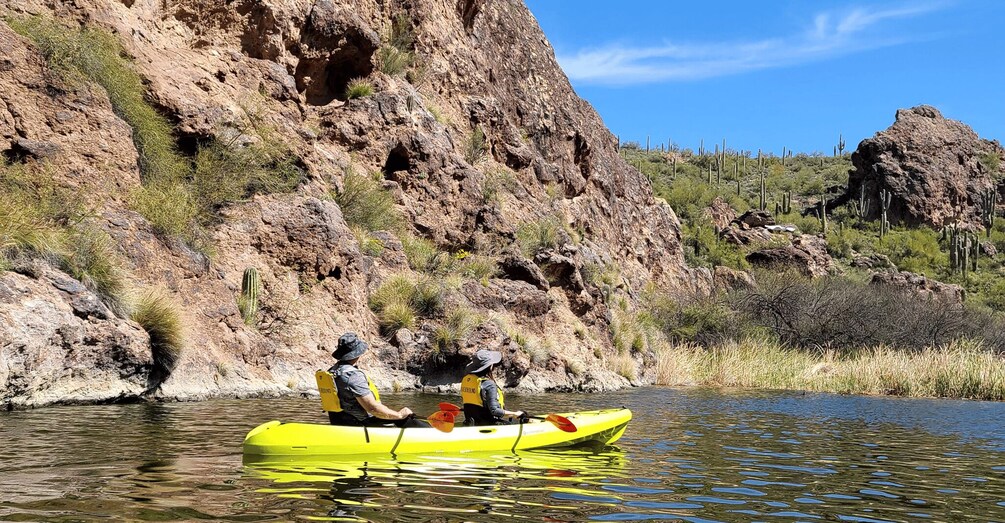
[438,402,462,414]
[427,410,455,433]
[546,414,577,433]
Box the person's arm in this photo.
[482,380,522,419]
[356,394,413,420]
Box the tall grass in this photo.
[655,339,1005,401]
[332,167,401,232]
[12,18,303,250]
[379,14,414,76]
[132,288,185,379]
[9,17,188,186]
[61,226,130,314]
[433,308,479,351]
[369,274,444,334]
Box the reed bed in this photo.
[656,338,1005,401]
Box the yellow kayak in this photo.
[242,408,632,457]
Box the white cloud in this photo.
[557,2,949,85]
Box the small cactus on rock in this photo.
[239,267,260,325]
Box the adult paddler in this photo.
[460,349,527,426]
[322,333,427,428]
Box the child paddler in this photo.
[460,349,527,426]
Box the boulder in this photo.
[0,270,153,409]
[746,235,835,277]
[840,105,1005,229]
[869,270,964,303]
[713,266,756,292]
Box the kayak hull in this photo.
[242,408,632,457]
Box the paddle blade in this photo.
[546,414,577,433]
[427,410,455,433]
[438,402,462,414]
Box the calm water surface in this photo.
[2,388,1004,522]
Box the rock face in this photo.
[0,270,153,408]
[746,235,835,277]
[0,0,710,407]
[840,105,1005,229]
[869,270,964,303]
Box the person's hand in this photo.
[398,407,414,419]
[519,410,531,422]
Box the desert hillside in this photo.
[0,0,711,408]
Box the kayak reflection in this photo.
[243,447,629,521]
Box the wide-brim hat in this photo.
[332,332,368,361]
[465,349,502,374]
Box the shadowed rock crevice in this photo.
[295,1,379,105]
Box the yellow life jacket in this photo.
[460,373,504,408]
[315,369,380,412]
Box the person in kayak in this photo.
[324,333,427,428]
[460,349,527,425]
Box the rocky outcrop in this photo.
[0,0,711,407]
[746,235,835,277]
[869,270,964,303]
[0,270,152,408]
[840,105,1005,229]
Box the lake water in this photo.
[2,388,1004,522]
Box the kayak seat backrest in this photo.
[315,370,341,412]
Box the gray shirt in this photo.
[329,363,374,421]
[480,379,506,419]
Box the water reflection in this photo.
[1,390,1004,521]
[245,449,628,521]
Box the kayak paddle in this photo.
[422,410,455,432]
[437,402,577,432]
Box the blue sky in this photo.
[524,1,1005,155]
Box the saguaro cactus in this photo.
[781,190,791,214]
[818,197,828,234]
[838,134,846,156]
[981,187,998,237]
[240,267,260,325]
[758,170,767,211]
[879,188,892,238]
[858,185,870,222]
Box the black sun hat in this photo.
[464,349,502,374]
[332,332,368,361]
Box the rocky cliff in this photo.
[0,0,709,408]
[839,105,1005,229]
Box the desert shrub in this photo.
[740,271,1005,351]
[0,162,76,264]
[433,308,479,351]
[378,300,416,334]
[516,216,562,255]
[401,234,440,272]
[344,78,374,99]
[61,226,129,314]
[411,278,445,316]
[873,228,945,274]
[130,181,200,242]
[642,289,751,347]
[351,227,385,257]
[378,46,412,76]
[458,254,497,279]
[465,126,486,165]
[379,14,414,76]
[332,167,400,232]
[191,132,304,223]
[132,288,185,378]
[482,167,517,204]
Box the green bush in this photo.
[465,126,486,165]
[333,167,400,232]
[377,300,416,334]
[344,78,374,99]
[191,135,303,223]
[379,14,414,76]
[516,216,562,255]
[132,288,185,378]
[378,46,412,76]
[61,226,129,314]
[433,308,479,351]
